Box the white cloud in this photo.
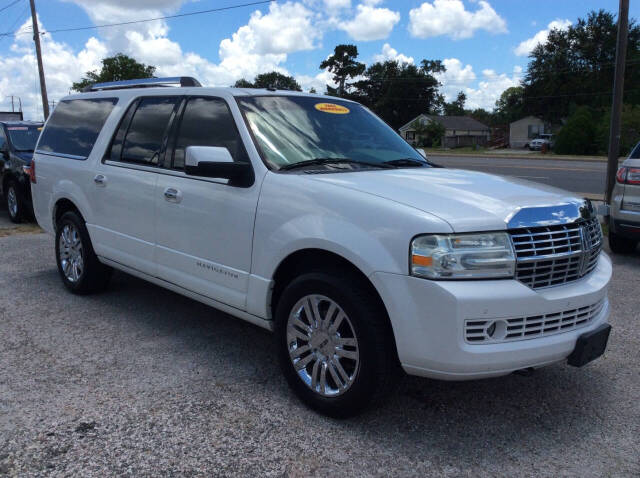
[408,0,507,40]
[436,59,522,110]
[436,58,476,87]
[323,0,351,9]
[373,43,414,64]
[0,17,107,119]
[0,1,326,118]
[339,4,400,41]
[514,19,571,56]
[296,70,336,93]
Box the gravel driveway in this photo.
[0,231,638,477]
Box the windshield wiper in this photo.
[279,157,392,171]
[382,158,429,168]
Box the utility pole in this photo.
[605,0,629,205]
[29,0,49,120]
[10,95,14,112]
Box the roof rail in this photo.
[82,76,201,92]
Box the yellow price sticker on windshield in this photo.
[315,103,350,114]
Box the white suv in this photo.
[31,77,612,417]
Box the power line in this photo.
[0,0,272,37]
[0,0,21,14]
[0,4,28,44]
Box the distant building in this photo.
[509,116,549,148]
[0,111,23,121]
[399,114,490,148]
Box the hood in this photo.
[307,168,582,232]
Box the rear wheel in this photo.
[5,180,25,223]
[608,229,638,254]
[55,211,112,294]
[275,270,399,417]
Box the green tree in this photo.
[494,86,524,123]
[554,106,598,154]
[233,78,254,88]
[443,91,466,116]
[469,108,495,127]
[352,59,444,130]
[320,44,366,96]
[410,118,445,147]
[596,104,640,155]
[72,53,156,91]
[233,72,302,91]
[522,10,640,122]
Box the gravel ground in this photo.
[0,231,638,477]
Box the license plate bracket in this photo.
[567,324,611,367]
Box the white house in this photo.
[509,116,549,148]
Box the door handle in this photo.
[94,174,107,186]
[163,187,182,203]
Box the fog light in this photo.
[485,320,508,340]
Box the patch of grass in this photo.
[0,224,43,237]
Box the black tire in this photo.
[55,211,112,294]
[274,269,399,418]
[5,179,25,223]
[608,229,638,254]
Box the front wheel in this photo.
[275,270,399,417]
[5,180,25,223]
[608,229,638,254]
[55,211,112,294]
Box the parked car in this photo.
[31,77,612,417]
[528,134,554,151]
[0,120,43,222]
[608,141,640,253]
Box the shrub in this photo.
[554,107,598,155]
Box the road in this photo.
[1,230,638,476]
[431,155,607,197]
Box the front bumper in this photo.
[371,253,612,380]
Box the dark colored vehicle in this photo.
[0,121,43,222]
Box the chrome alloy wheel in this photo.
[58,224,84,282]
[7,187,18,218]
[287,294,360,397]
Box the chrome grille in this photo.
[510,218,602,289]
[465,298,605,343]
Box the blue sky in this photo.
[0,0,636,120]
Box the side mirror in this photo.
[185,146,253,187]
[416,147,427,159]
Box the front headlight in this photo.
[410,232,515,279]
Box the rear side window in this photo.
[119,97,179,165]
[37,98,117,159]
[172,97,248,170]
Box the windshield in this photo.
[6,125,42,151]
[237,96,427,170]
[630,142,640,159]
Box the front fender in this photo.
[254,213,399,280]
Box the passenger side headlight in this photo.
[410,233,515,279]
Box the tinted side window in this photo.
[37,98,117,159]
[121,97,178,165]
[107,100,138,162]
[0,127,6,150]
[173,97,248,170]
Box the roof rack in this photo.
[83,76,201,92]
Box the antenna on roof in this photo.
[83,76,201,92]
